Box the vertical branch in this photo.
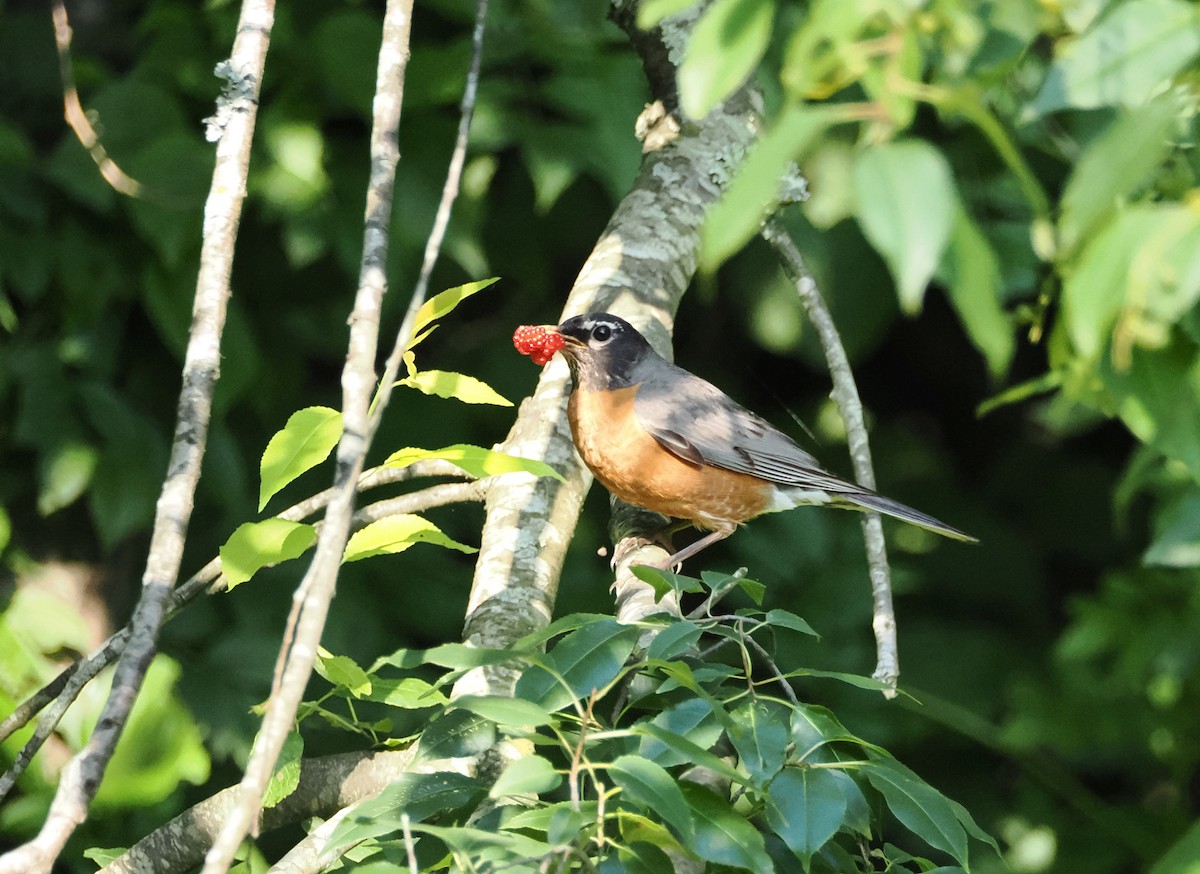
[762,219,899,695]
[201,2,414,869]
[0,3,276,871]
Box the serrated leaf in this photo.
[384,444,564,482]
[410,278,499,340]
[401,370,513,406]
[343,514,477,562]
[682,782,773,871]
[862,752,970,867]
[765,608,819,637]
[453,694,553,728]
[263,731,303,808]
[416,710,497,762]
[489,754,562,797]
[728,699,789,784]
[680,0,775,120]
[854,141,956,313]
[315,648,372,697]
[1027,0,1200,116]
[514,620,641,712]
[258,406,343,510]
[610,755,695,843]
[219,519,317,589]
[766,767,847,861]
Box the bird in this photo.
[532,312,975,568]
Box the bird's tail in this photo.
[837,490,977,543]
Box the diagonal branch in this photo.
[761,219,899,696]
[0,3,276,871]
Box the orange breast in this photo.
[568,385,775,533]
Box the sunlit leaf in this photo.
[637,0,700,29]
[400,370,513,406]
[263,731,303,809]
[610,755,695,843]
[325,771,484,852]
[258,406,343,511]
[37,440,98,516]
[343,514,477,562]
[453,694,554,728]
[219,519,317,589]
[416,710,497,761]
[410,278,499,340]
[489,754,562,797]
[315,648,372,697]
[384,444,564,482]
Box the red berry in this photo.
[513,325,565,366]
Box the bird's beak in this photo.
[554,324,587,348]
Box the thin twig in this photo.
[51,0,142,197]
[202,2,415,868]
[0,4,275,871]
[0,464,477,791]
[761,219,898,697]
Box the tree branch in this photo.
[0,3,275,870]
[761,219,899,696]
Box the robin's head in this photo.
[556,313,653,390]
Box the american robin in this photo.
[527,313,974,568]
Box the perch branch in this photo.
[761,219,898,696]
[0,3,276,871]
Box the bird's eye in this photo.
[591,324,612,343]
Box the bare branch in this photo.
[761,219,899,696]
[203,2,415,867]
[0,3,276,869]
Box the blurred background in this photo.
[1,0,1197,871]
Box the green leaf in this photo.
[682,782,773,871]
[610,755,695,843]
[765,608,819,638]
[631,565,704,601]
[637,0,700,29]
[1145,491,1200,567]
[862,752,970,867]
[514,619,641,712]
[384,444,564,482]
[362,677,447,709]
[258,406,343,511]
[411,278,500,340]
[701,102,835,271]
[853,141,957,313]
[343,514,477,562]
[727,699,790,784]
[453,694,554,728]
[617,811,690,856]
[635,723,746,785]
[0,504,10,555]
[638,699,725,767]
[416,710,497,761]
[315,648,372,697]
[326,771,484,851]
[1063,205,1200,360]
[766,767,848,861]
[785,667,897,692]
[1059,94,1185,257]
[263,731,303,808]
[942,209,1015,379]
[1149,817,1200,874]
[647,619,704,661]
[400,370,513,406]
[1028,0,1200,116]
[489,754,562,797]
[37,440,98,516]
[679,0,775,119]
[219,519,317,589]
[82,848,126,867]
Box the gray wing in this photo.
[631,359,855,493]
